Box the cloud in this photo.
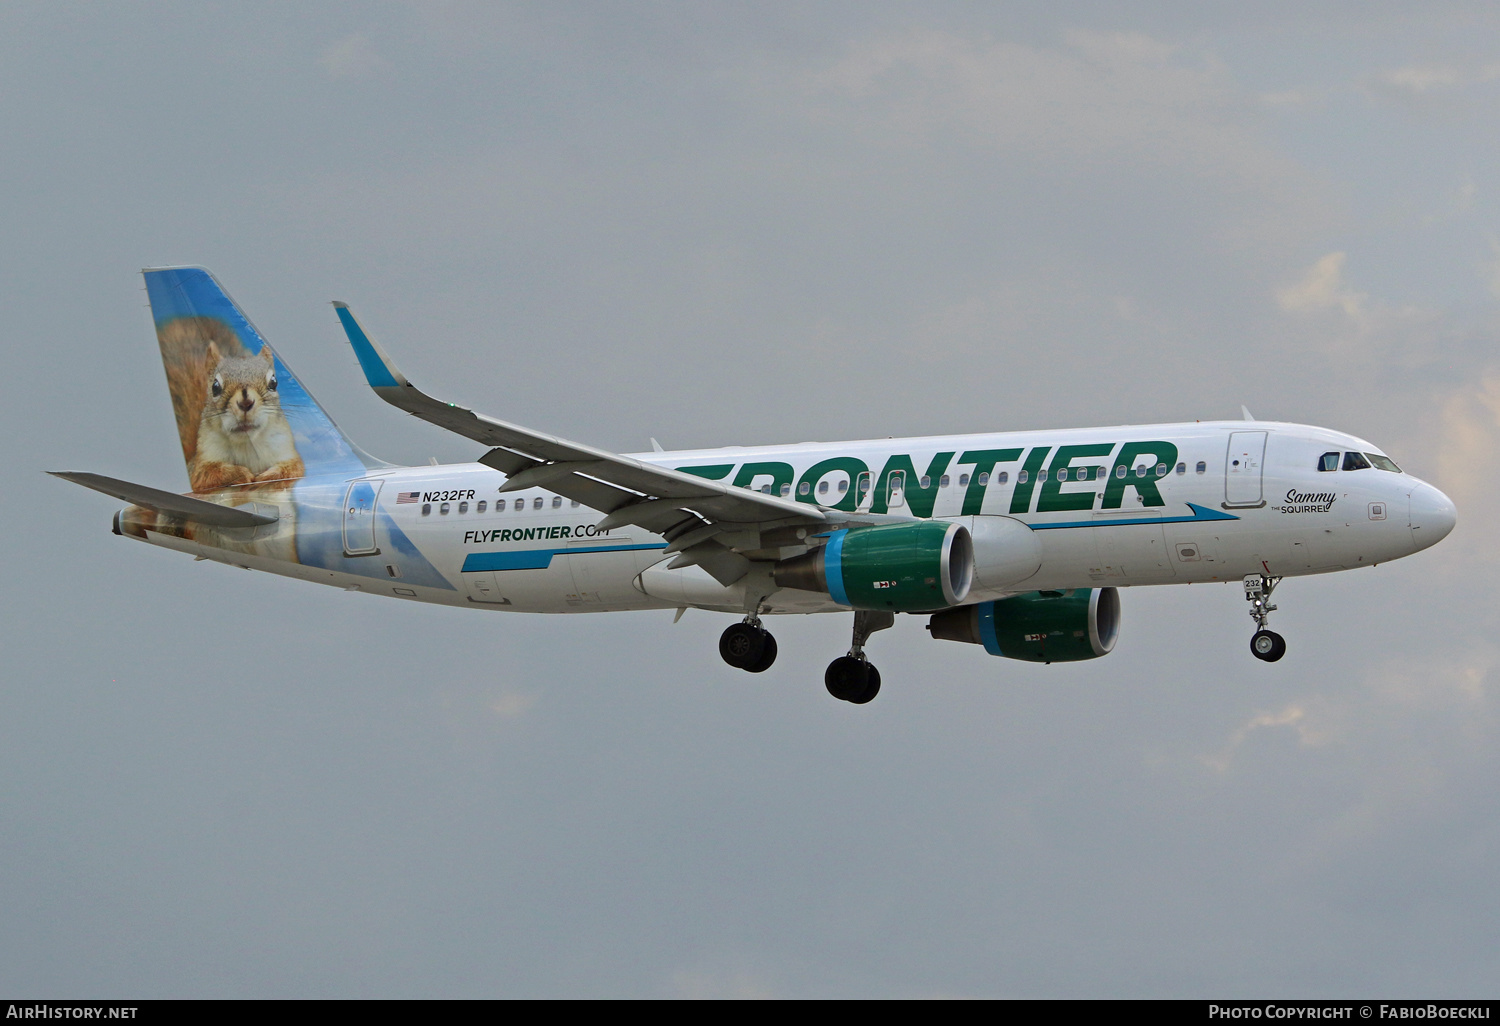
[1273,251,1447,368]
[1204,702,1335,773]
[321,32,386,80]
[1435,371,1500,553]
[1367,60,1500,107]
[488,692,538,718]
[789,29,1288,179]
[1380,65,1462,94]
[1276,251,1365,316]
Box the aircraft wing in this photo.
[49,472,279,528]
[333,303,837,585]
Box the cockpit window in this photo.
[1317,452,1340,472]
[1342,451,1372,471]
[1366,453,1401,473]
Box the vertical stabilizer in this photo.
[144,267,383,492]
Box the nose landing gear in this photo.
[719,616,777,673]
[1244,574,1286,662]
[825,611,894,704]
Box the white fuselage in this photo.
[129,420,1455,616]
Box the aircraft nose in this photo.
[1409,482,1456,552]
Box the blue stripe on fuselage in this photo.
[462,543,666,573]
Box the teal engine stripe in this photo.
[824,529,851,606]
[462,543,666,573]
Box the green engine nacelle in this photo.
[773,521,974,612]
[926,588,1120,663]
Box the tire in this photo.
[746,632,778,673]
[720,623,767,669]
[1250,629,1286,662]
[846,663,881,704]
[824,656,871,701]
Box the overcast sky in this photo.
[4,2,1500,997]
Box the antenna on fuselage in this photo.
[1241,405,1255,421]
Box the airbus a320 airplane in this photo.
[54,268,1457,704]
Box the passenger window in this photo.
[551,495,562,508]
[1116,466,1126,479]
[1318,452,1340,472]
[919,476,931,489]
[780,483,792,497]
[1195,461,1206,474]
[515,501,525,514]
[1176,463,1186,475]
[1156,463,1167,477]
[818,481,830,495]
[571,500,580,507]
[533,496,543,509]
[458,501,469,514]
[1366,453,1401,473]
[799,481,811,496]
[1017,470,1029,485]
[495,499,506,511]
[476,500,487,513]
[958,473,969,487]
[977,472,989,486]
[440,502,450,515]
[1342,451,1371,471]
[421,503,431,516]
[940,475,951,488]
[996,471,1007,484]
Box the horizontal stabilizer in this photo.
[49,472,279,528]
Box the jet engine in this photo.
[773,521,973,612]
[926,588,1120,663]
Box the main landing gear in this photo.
[825,611,894,705]
[718,610,894,704]
[719,616,777,673]
[1244,574,1287,663]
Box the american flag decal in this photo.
[396,491,421,504]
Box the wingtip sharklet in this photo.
[332,301,406,390]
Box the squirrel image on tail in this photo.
[155,316,305,493]
[189,344,305,491]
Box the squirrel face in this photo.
[205,345,280,435]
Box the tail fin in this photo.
[144,267,383,491]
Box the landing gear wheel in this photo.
[1250,629,1286,662]
[746,632,777,673]
[847,663,880,704]
[720,622,770,670]
[825,656,880,703]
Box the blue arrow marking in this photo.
[1028,502,1240,531]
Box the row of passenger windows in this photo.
[421,495,582,516]
[417,457,1223,513]
[1317,451,1401,473]
[753,461,1210,496]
